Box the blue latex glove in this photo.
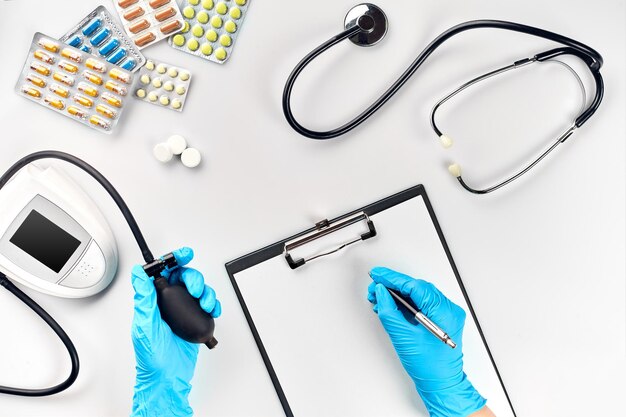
[368,267,486,417]
[131,247,222,417]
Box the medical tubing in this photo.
[457,136,565,195]
[0,150,154,396]
[282,19,603,140]
[0,273,79,396]
[0,150,153,262]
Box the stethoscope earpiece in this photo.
[344,3,388,47]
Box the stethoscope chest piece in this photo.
[344,3,388,46]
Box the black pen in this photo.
[386,288,456,348]
[369,272,457,349]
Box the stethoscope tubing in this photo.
[282,19,604,140]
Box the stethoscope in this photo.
[282,3,604,194]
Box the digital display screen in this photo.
[10,210,81,273]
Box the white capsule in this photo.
[439,134,453,149]
[448,163,462,178]
[153,143,173,163]
[181,147,201,168]
[167,134,187,155]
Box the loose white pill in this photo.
[181,147,201,168]
[153,143,173,162]
[167,134,187,155]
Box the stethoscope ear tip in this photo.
[448,163,462,178]
[439,134,453,149]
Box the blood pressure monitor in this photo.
[0,163,118,298]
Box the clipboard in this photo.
[225,185,516,417]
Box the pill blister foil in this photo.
[112,0,185,49]
[133,58,192,112]
[60,5,146,72]
[15,33,135,134]
[168,0,250,64]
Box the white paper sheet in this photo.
[234,196,515,417]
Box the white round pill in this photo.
[175,85,186,95]
[145,60,155,70]
[167,134,187,155]
[153,143,173,163]
[167,68,178,78]
[148,92,158,102]
[140,74,150,84]
[179,72,190,81]
[157,63,167,74]
[163,81,174,91]
[171,99,182,109]
[181,147,202,168]
[152,78,162,88]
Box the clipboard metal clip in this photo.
[284,212,377,269]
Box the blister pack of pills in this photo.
[134,59,192,111]
[60,6,146,72]
[168,0,250,64]
[113,0,185,49]
[16,33,135,134]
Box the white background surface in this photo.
[0,0,624,416]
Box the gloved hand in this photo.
[131,247,222,417]
[368,267,486,417]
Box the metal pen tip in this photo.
[445,338,457,349]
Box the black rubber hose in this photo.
[0,150,154,396]
[0,273,80,396]
[0,151,153,262]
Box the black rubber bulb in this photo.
[143,253,218,349]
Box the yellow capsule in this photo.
[67,105,87,119]
[38,38,59,53]
[89,115,110,130]
[34,50,54,64]
[96,104,117,119]
[77,82,99,97]
[109,68,131,84]
[26,74,46,88]
[61,48,82,63]
[21,85,41,98]
[85,58,107,73]
[49,84,70,98]
[44,96,65,110]
[30,62,51,76]
[74,94,94,108]
[105,80,127,96]
[83,71,103,86]
[102,92,122,108]
[59,60,79,74]
[53,72,75,86]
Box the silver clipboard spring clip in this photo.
[284,212,377,269]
